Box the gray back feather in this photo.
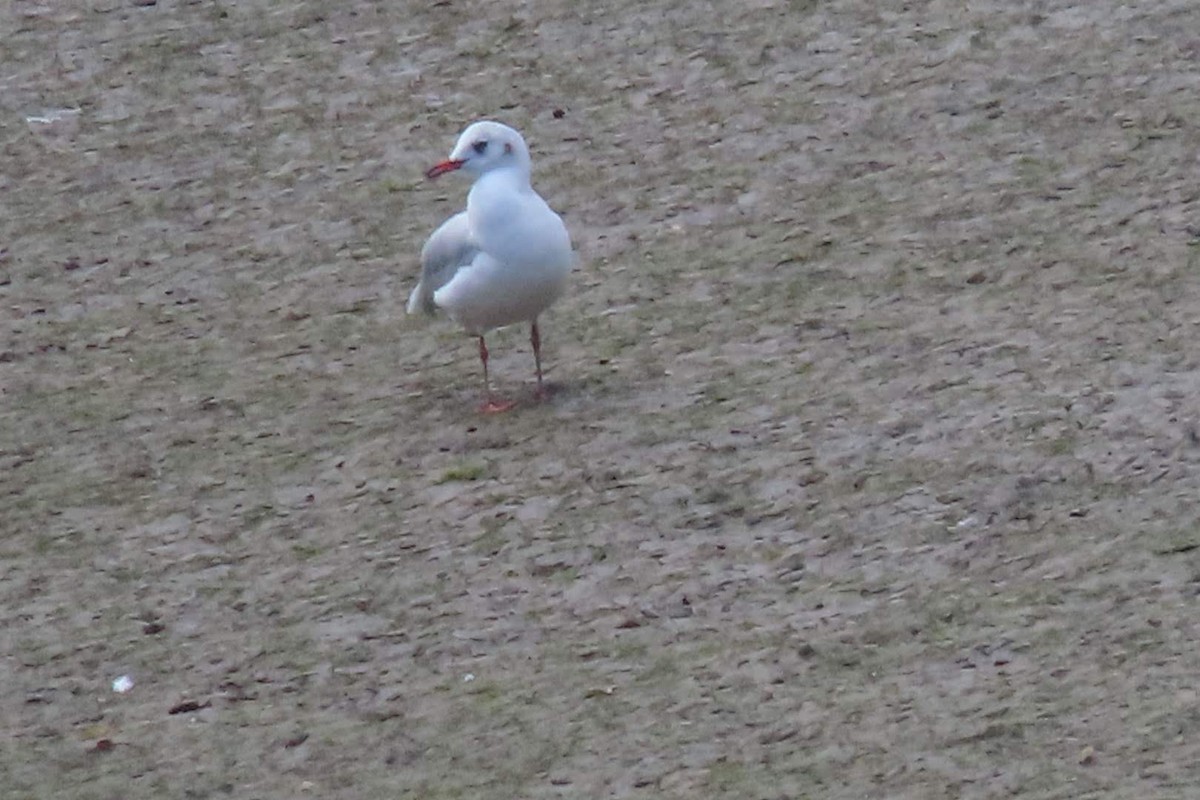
[408,212,477,315]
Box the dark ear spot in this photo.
[504,142,513,154]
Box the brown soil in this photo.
[4,1,1200,797]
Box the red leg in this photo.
[531,319,549,400]
[477,335,513,414]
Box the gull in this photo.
[409,120,574,413]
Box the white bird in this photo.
[409,120,574,413]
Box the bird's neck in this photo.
[468,167,535,226]
[473,165,532,195]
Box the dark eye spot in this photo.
[472,140,488,154]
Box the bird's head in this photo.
[426,120,532,180]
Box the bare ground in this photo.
[3,0,1200,797]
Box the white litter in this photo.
[25,107,80,126]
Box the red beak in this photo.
[426,159,465,180]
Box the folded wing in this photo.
[407,212,478,315]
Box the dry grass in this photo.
[4,0,1200,797]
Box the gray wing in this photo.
[407,212,478,315]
